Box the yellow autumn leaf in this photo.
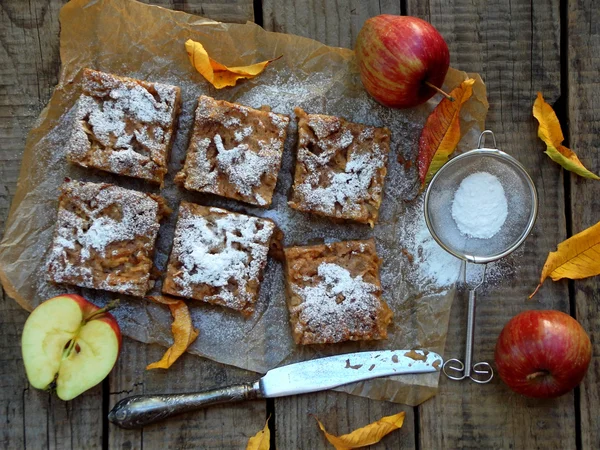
[530,220,600,298]
[315,411,406,450]
[246,417,270,450]
[146,296,199,370]
[417,78,476,186]
[185,39,281,89]
[533,92,600,180]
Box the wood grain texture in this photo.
[138,0,254,23]
[0,0,65,233]
[567,1,600,448]
[275,393,415,450]
[0,1,104,447]
[108,339,266,449]
[408,1,575,448]
[263,0,401,49]
[261,2,414,449]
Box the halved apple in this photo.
[21,294,121,401]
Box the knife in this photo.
[108,349,442,429]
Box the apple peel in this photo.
[21,295,121,401]
[146,295,199,370]
[185,39,281,89]
[314,411,405,450]
[417,78,475,186]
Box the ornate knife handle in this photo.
[108,381,262,429]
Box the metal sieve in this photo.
[424,130,538,383]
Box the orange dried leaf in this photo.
[246,417,270,450]
[532,92,600,180]
[417,78,475,186]
[185,39,281,89]
[315,411,405,450]
[530,221,600,298]
[146,296,198,370]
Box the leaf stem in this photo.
[425,81,455,102]
[529,284,542,299]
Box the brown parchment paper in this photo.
[0,0,488,405]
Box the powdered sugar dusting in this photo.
[165,203,275,313]
[296,147,385,217]
[213,133,276,200]
[289,109,390,224]
[177,96,289,206]
[291,262,382,343]
[66,69,180,183]
[46,180,162,296]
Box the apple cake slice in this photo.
[283,239,392,345]
[175,96,289,207]
[162,202,276,316]
[66,68,181,185]
[47,180,169,297]
[288,108,390,226]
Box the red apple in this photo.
[495,310,591,398]
[355,15,450,108]
[21,294,121,401]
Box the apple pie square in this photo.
[175,96,290,207]
[66,68,181,185]
[288,108,390,226]
[283,238,393,345]
[162,202,276,316]
[47,180,169,297]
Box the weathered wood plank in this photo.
[263,0,401,49]
[138,0,254,23]
[275,393,414,450]
[0,1,104,448]
[408,1,575,448]
[567,1,600,448]
[261,2,415,449]
[0,0,65,233]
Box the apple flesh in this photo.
[495,310,591,398]
[21,294,121,401]
[355,15,450,109]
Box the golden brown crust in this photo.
[46,180,166,297]
[288,108,390,227]
[175,96,290,207]
[162,202,276,316]
[66,68,181,185]
[283,239,392,345]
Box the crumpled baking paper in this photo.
[0,0,488,405]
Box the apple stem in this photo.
[526,370,549,382]
[425,81,455,102]
[86,299,120,322]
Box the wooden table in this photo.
[1,0,598,448]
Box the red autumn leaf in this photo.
[417,78,476,186]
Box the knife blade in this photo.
[108,349,442,429]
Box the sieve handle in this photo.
[463,289,476,378]
[477,130,497,149]
[442,265,494,384]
